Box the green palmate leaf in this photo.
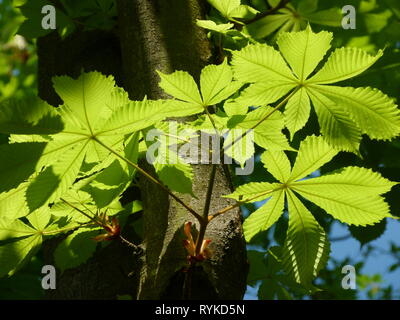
[84,136,117,164]
[63,171,125,215]
[226,182,280,202]
[0,71,181,212]
[223,128,255,166]
[228,135,397,287]
[52,72,117,131]
[287,137,395,226]
[157,62,241,110]
[229,4,259,19]
[152,121,195,148]
[200,60,232,105]
[231,107,293,152]
[231,44,297,83]
[108,87,131,112]
[306,88,362,152]
[153,146,194,195]
[0,181,30,219]
[223,99,248,116]
[26,141,88,211]
[291,187,393,226]
[0,142,46,193]
[208,0,240,18]
[154,160,193,195]
[0,211,53,277]
[235,81,296,107]
[54,104,87,134]
[292,166,397,196]
[94,100,168,137]
[196,20,234,33]
[260,150,291,182]
[288,135,338,182]
[277,25,332,81]
[233,26,400,149]
[9,134,51,144]
[308,47,384,84]
[282,189,330,289]
[157,70,203,106]
[145,122,195,194]
[121,132,140,175]
[27,209,52,231]
[290,172,396,226]
[289,136,395,226]
[49,189,97,222]
[200,59,243,106]
[160,100,207,119]
[83,135,139,207]
[0,97,63,134]
[89,132,127,165]
[59,196,121,223]
[34,136,88,170]
[191,112,229,133]
[54,228,99,272]
[0,218,36,240]
[243,189,285,241]
[278,27,398,144]
[311,85,400,140]
[0,234,42,277]
[284,87,311,139]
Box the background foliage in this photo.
[0,0,399,299]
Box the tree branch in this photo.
[195,164,217,255]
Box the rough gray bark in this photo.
[38,0,247,300]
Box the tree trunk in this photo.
[39,0,247,300]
